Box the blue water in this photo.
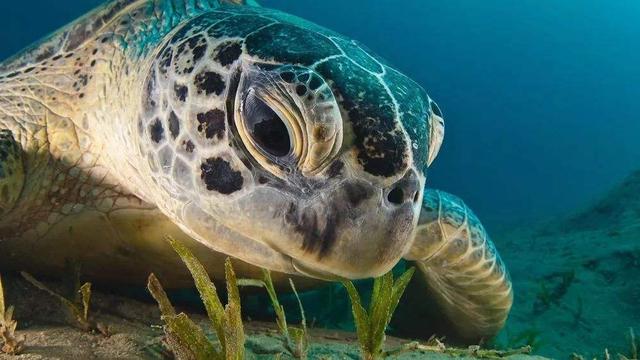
[1,1,639,358]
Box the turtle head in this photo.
[138,9,444,279]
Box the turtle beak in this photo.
[281,170,423,280]
[291,259,342,281]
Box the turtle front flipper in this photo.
[0,130,24,217]
[401,189,513,341]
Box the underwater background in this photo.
[1,0,639,358]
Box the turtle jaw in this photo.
[177,174,422,280]
[287,199,419,280]
[258,177,422,280]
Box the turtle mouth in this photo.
[291,258,342,281]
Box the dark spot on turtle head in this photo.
[144,70,158,111]
[308,75,323,90]
[326,160,344,178]
[176,39,189,56]
[200,157,243,194]
[343,182,373,208]
[174,83,188,102]
[158,46,173,74]
[79,74,89,86]
[280,71,295,83]
[168,111,180,139]
[358,131,408,177]
[149,118,164,143]
[192,44,207,64]
[213,41,243,66]
[184,140,195,153]
[196,109,226,140]
[295,84,307,96]
[297,73,310,82]
[194,71,225,96]
[284,203,339,258]
[175,35,207,68]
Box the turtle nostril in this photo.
[386,170,421,206]
[388,187,405,205]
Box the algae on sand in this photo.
[0,274,24,355]
[147,236,245,360]
[239,270,309,359]
[0,270,553,359]
[20,271,109,336]
[341,267,415,360]
[147,237,544,360]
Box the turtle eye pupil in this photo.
[243,92,291,158]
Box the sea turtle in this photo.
[0,0,512,341]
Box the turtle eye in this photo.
[243,90,292,158]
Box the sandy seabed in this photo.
[0,273,546,360]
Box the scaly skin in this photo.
[407,190,513,340]
[0,0,512,341]
[0,1,161,235]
